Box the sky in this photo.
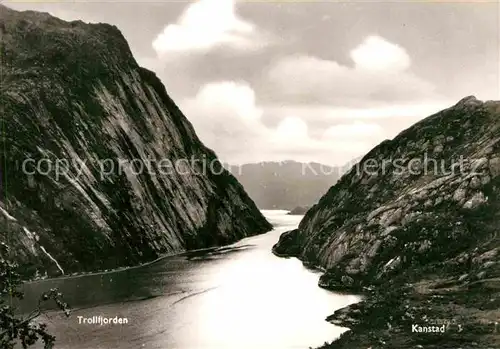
[6,0,500,166]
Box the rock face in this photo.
[287,206,310,215]
[0,5,271,278]
[274,97,500,347]
[274,96,500,288]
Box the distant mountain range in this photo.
[226,160,353,210]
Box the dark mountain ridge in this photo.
[0,5,271,278]
[274,96,500,348]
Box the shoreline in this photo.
[26,210,280,284]
[26,251,179,284]
[272,229,499,349]
[318,275,500,349]
[26,230,275,285]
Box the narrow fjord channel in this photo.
[24,210,360,349]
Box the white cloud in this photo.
[179,81,391,165]
[265,102,452,122]
[264,101,453,150]
[323,122,384,140]
[350,36,411,71]
[173,36,452,166]
[275,117,309,141]
[268,56,346,96]
[181,82,271,160]
[153,0,258,54]
[265,35,438,105]
[194,82,262,121]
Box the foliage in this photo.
[0,243,70,349]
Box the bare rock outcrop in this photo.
[274,97,500,348]
[0,5,271,277]
[274,96,500,289]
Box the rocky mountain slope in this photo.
[228,161,345,210]
[273,96,500,348]
[287,206,310,215]
[0,5,271,278]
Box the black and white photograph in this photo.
[0,0,499,348]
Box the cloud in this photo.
[350,36,411,71]
[157,34,453,166]
[181,82,271,160]
[323,122,384,140]
[263,102,453,147]
[264,102,452,124]
[179,79,458,165]
[7,1,498,167]
[264,35,438,106]
[180,81,386,165]
[268,118,378,166]
[275,117,309,141]
[193,82,263,121]
[152,0,258,55]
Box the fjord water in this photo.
[25,210,360,349]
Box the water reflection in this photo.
[25,210,360,349]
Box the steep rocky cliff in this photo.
[274,96,500,348]
[0,5,271,278]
